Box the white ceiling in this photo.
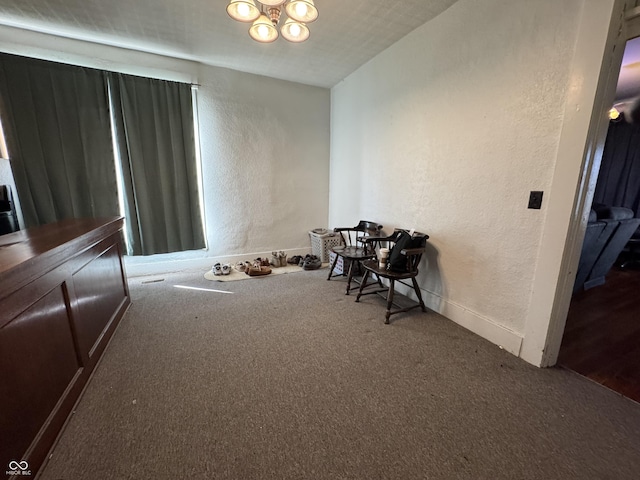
[616,36,640,103]
[0,0,460,88]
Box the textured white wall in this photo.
[330,0,612,360]
[0,25,330,269]
[196,65,330,258]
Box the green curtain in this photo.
[0,53,118,227]
[109,73,205,255]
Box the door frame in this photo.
[533,0,639,367]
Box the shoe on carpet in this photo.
[255,257,271,267]
[247,265,272,276]
[298,254,310,267]
[212,263,223,276]
[288,255,302,265]
[271,252,279,267]
[302,255,321,270]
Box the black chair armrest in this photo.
[362,235,397,244]
[357,234,388,244]
[400,247,425,256]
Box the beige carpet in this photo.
[204,263,328,281]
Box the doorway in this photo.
[558,22,640,403]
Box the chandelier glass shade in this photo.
[226,0,318,43]
[281,17,309,43]
[286,0,318,23]
[226,0,260,22]
[249,13,279,43]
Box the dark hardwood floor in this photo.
[559,266,640,403]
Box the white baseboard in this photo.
[393,281,523,357]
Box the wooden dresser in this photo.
[0,217,130,479]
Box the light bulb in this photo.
[295,2,308,17]
[258,24,270,38]
[249,13,278,42]
[281,18,309,42]
[290,23,301,37]
[609,107,620,120]
[237,3,250,16]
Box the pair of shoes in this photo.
[246,262,272,276]
[213,263,231,275]
[271,251,287,267]
[300,255,322,270]
[288,255,303,265]
[243,260,259,275]
[253,257,270,267]
[297,254,311,266]
[236,260,257,273]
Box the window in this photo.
[0,53,205,254]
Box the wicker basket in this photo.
[308,230,342,262]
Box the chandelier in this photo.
[226,0,318,44]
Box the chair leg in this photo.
[355,269,370,302]
[362,269,386,290]
[327,253,339,281]
[345,261,356,295]
[385,279,395,324]
[411,277,427,312]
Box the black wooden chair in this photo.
[327,220,383,295]
[355,229,429,323]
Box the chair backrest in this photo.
[386,229,429,273]
[354,220,383,236]
[589,215,640,284]
[338,220,383,248]
[407,234,428,272]
[573,218,611,294]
